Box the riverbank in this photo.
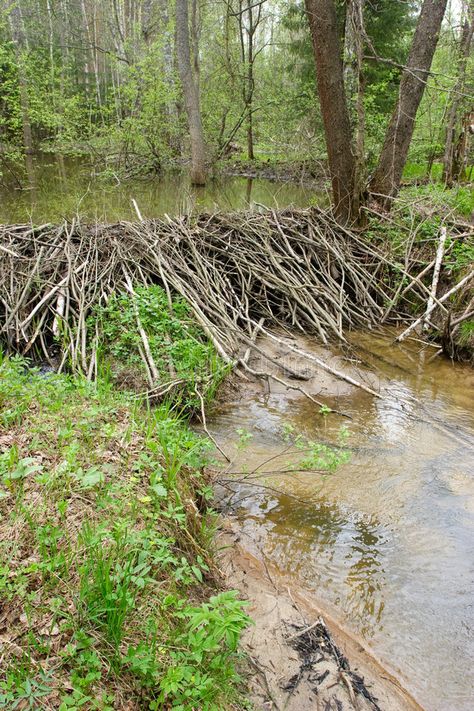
[0,351,431,711]
[219,521,422,711]
[0,356,250,709]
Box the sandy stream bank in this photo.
[219,524,422,711]
[211,331,434,710]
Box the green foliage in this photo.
[401,182,474,220]
[90,285,227,406]
[282,423,351,473]
[153,591,250,710]
[0,354,248,709]
[458,320,474,346]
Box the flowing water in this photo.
[0,156,315,223]
[3,159,473,709]
[209,332,474,711]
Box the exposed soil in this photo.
[219,521,423,711]
[213,331,382,413]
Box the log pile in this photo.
[0,206,469,383]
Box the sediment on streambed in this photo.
[219,523,423,711]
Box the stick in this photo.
[396,268,474,342]
[194,387,231,462]
[131,198,143,222]
[0,243,19,257]
[423,225,447,331]
[257,327,382,398]
[242,317,265,365]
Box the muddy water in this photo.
[210,332,474,711]
[0,156,316,223]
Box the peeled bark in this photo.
[305,0,357,223]
[176,0,207,185]
[370,0,448,204]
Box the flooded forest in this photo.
[0,1,473,710]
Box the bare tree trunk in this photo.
[452,110,474,181]
[442,3,473,186]
[246,0,255,160]
[344,0,366,219]
[236,0,264,161]
[8,0,34,180]
[176,0,207,185]
[370,0,448,204]
[305,0,356,224]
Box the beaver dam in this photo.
[1,206,472,382]
[0,207,473,710]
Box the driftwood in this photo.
[396,268,474,343]
[422,225,447,331]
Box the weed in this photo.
[0,352,248,709]
[88,285,228,406]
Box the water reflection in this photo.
[237,490,388,640]
[211,333,474,710]
[0,156,317,223]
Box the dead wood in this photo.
[1,205,469,397]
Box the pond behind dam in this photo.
[0,156,317,223]
[209,331,474,711]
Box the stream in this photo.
[3,160,473,709]
[209,331,474,711]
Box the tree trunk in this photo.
[176,0,207,185]
[452,111,474,181]
[8,0,34,180]
[442,5,473,186]
[305,0,357,224]
[246,0,255,160]
[344,0,366,221]
[370,0,448,204]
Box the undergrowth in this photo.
[400,182,474,220]
[0,354,249,710]
[89,285,228,409]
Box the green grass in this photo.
[400,181,474,220]
[0,354,249,710]
[402,161,443,181]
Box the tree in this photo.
[370,0,448,204]
[304,0,356,223]
[235,0,267,160]
[175,0,207,185]
[305,0,448,219]
[8,0,34,179]
[442,2,474,186]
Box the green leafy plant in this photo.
[89,285,227,407]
